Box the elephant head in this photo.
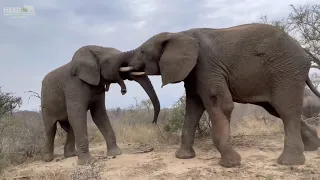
[118,32,200,87]
[70,45,160,123]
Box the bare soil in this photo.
[2,133,320,180]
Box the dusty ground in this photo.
[2,134,320,180]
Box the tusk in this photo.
[131,72,145,76]
[119,66,133,72]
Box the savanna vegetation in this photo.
[0,3,319,180]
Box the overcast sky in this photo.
[1,0,320,111]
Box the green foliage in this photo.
[164,94,186,133]
[163,94,212,137]
[0,87,22,119]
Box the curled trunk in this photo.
[130,75,160,124]
[107,48,160,123]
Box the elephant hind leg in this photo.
[269,85,306,165]
[301,120,320,151]
[42,116,57,162]
[255,101,320,151]
[58,121,77,158]
[254,102,280,118]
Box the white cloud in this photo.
[2,0,320,111]
[132,20,147,29]
[89,24,118,34]
[129,0,158,18]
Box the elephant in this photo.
[302,88,320,125]
[40,45,160,165]
[118,23,320,168]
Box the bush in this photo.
[164,95,185,133]
[0,87,22,119]
[164,94,212,137]
[0,115,46,172]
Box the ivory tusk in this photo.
[131,72,145,76]
[119,66,133,72]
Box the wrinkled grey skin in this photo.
[119,23,320,168]
[302,88,320,120]
[41,45,160,165]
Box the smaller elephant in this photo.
[302,88,320,125]
[41,45,160,165]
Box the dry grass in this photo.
[231,115,284,136]
[0,105,299,179]
[89,121,180,147]
[3,116,319,180]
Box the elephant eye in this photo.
[141,49,144,54]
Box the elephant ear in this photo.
[158,33,199,87]
[70,47,101,86]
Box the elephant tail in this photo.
[306,77,320,99]
[305,48,320,99]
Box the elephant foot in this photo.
[277,151,305,165]
[303,138,320,151]
[43,152,54,162]
[175,147,196,159]
[219,149,241,168]
[64,149,77,158]
[77,153,98,165]
[107,145,122,156]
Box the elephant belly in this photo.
[228,68,272,103]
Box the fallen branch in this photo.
[198,157,215,160]
[130,147,154,154]
[12,176,31,179]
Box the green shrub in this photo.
[164,95,186,133]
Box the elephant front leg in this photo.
[59,121,77,158]
[67,103,97,165]
[90,96,122,156]
[175,93,205,159]
[202,92,241,168]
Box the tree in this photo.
[141,99,152,114]
[258,15,291,33]
[0,87,22,140]
[258,4,320,66]
[288,4,320,58]
[0,87,22,119]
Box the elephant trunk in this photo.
[130,75,160,124]
[109,49,160,123]
[114,49,137,70]
[118,48,146,75]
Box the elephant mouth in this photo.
[119,66,145,76]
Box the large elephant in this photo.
[118,23,320,168]
[40,45,160,165]
[302,88,320,123]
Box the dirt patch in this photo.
[2,134,320,180]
